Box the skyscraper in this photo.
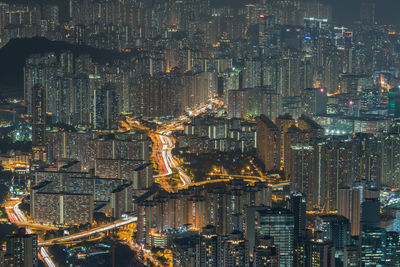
[276,114,296,168]
[301,88,327,116]
[287,191,307,267]
[350,186,362,237]
[254,236,280,267]
[343,245,359,267]
[31,84,46,146]
[305,239,335,267]
[72,73,90,127]
[289,141,327,209]
[386,231,400,266]
[31,84,47,163]
[222,231,249,267]
[338,186,361,236]
[389,86,400,118]
[360,226,386,266]
[287,191,306,246]
[258,207,294,267]
[6,228,38,267]
[343,31,353,74]
[360,2,375,25]
[381,133,400,187]
[256,115,281,172]
[92,82,119,130]
[361,198,380,229]
[315,215,351,250]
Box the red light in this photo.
[259,14,265,18]
[320,88,324,93]
[349,101,354,105]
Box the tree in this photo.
[0,223,18,243]
[0,183,9,203]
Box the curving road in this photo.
[40,217,137,246]
[4,200,56,267]
[125,100,223,192]
[154,129,192,189]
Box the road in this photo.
[129,117,194,192]
[123,117,187,192]
[154,133,173,177]
[152,99,227,189]
[154,129,192,188]
[40,217,137,246]
[124,99,231,192]
[129,242,165,266]
[4,198,138,265]
[3,101,223,266]
[4,199,56,267]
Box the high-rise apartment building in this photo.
[338,186,361,236]
[287,192,306,247]
[31,84,46,146]
[258,207,294,267]
[72,73,90,127]
[31,83,47,162]
[305,239,335,267]
[315,215,351,250]
[276,114,296,168]
[92,82,119,130]
[381,133,400,187]
[253,237,280,267]
[301,88,328,116]
[256,115,281,172]
[289,142,326,209]
[6,228,38,267]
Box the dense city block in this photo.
[1,0,400,267]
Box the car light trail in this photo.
[40,217,137,245]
